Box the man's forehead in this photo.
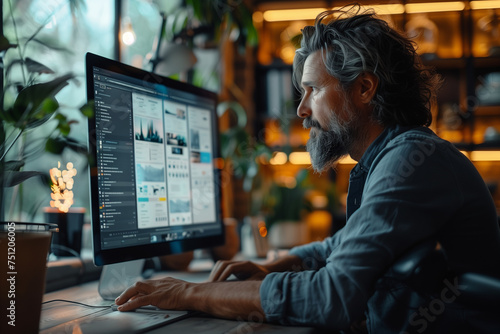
[301,51,328,84]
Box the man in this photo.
[116,5,500,333]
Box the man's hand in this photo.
[208,260,270,282]
[209,255,306,282]
[115,277,192,312]
[114,276,266,321]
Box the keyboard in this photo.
[40,300,192,333]
[40,261,212,333]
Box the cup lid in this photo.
[0,222,58,232]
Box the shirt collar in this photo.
[351,125,413,175]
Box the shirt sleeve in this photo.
[260,135,464,330]
[288,231,342,270]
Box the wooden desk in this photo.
[40,259,323,334]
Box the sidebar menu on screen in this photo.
[94,74,137,239]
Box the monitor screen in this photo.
[86,52,224,267]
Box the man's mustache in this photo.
[303,117,322,129]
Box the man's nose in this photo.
[297,98,311,118]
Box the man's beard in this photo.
[304,106,356,173]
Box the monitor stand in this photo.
[98,259,146,300]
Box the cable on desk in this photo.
[42,299,112,309]
[49,244,87,284]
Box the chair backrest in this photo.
[383,239,447,294]
[386,239,500,308]
[366,239,500,333]
[457,272,500,308]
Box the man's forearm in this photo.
[185,280,266,321]
[264,254,304,273]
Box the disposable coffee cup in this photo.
[0,222,57,334]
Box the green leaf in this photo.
[45,137,66,154]
[187,0,205,23]
[57,118,71,136]
[25,57,55,74]
[0,34,17,52]
[45,136,87,155]
[39,98,60,117]
[219,132,233,159]
[24,113,53,129]
[3,170,44,187]
[80,101,94,118]
[217,101,247,128]
[12,74,72,126]
[0,107,15,123]
[3,160,25,172]
[236,5,259,46]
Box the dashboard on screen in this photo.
[86,53,224,266]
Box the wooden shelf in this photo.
[422,57,466,69]
[472,56,500,68]
[475,106,500,116]
[453,142,500,151]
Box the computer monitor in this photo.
[86,53,224,298]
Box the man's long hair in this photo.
[293,4,441,127]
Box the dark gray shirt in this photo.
[260,126,500,330]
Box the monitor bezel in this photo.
[86,52,225,266]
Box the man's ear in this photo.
[356,72,378,104]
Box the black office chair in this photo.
[365,239,500,333]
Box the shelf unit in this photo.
[254,2,500,151]
[251,1,500,211]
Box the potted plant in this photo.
[261,169,311,249]
[261,167,340,249]
[0,0,93,221]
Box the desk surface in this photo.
[41,260,322,334]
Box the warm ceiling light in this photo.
[270,152,287,165]
[470,151,500,162]
[470,1,500,10]
[262,2,473,23]
[337,156,357,164]
[263,8,327,22]
[332,4,405,15]
[121,18,136,46]
[262,5,404,22]
[253,11,264,23]
[369,4,406,15]
[289,152,311,165]
[405,2,465,13]
[459,150,470,159]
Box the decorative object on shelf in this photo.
[241,215,269,258]
[405,14,439,59]
[267,219,309,249]
[484,126,500,145]
[440,103,464,131]
[262,169,311,249]
[305,191,333,243]
[476,72,500,106]
[44,161,85,256]
[49,161,77,213]
[477,10,500,56]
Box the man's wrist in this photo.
[264,254,303,273]
[182,282,204,311]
